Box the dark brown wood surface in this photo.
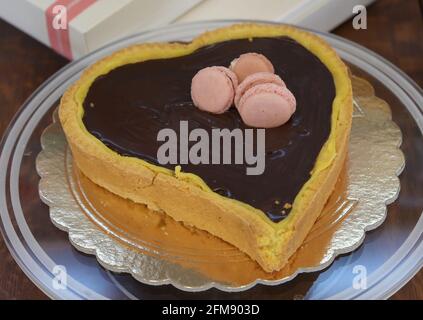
[0,0,422,300]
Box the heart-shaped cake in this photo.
[59,24,352,272]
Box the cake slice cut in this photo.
[59,24,352,272]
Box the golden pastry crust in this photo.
[59,23,353,272]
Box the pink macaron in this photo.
[230,53,275,83]
[237,83,296,128]
[191,66,238,114]
[234,72,286,108]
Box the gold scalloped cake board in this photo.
[37,75,404,291]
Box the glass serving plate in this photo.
[0,20,422,300]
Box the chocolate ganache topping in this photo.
[82,37,335,222]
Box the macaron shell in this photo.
[238,83,297,128]
[215,66,238,90]
[191,67,236,114]
[234,72,286,107]
[230,53,275,82]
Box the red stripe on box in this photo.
[45,0,97,60]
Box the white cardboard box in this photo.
[0,0,202,59]
[0,0,375,60]
[177,0,375,32]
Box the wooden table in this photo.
[0,0,422,299]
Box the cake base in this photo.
[38,75,404,290]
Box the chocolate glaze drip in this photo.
[82,37,335,222]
